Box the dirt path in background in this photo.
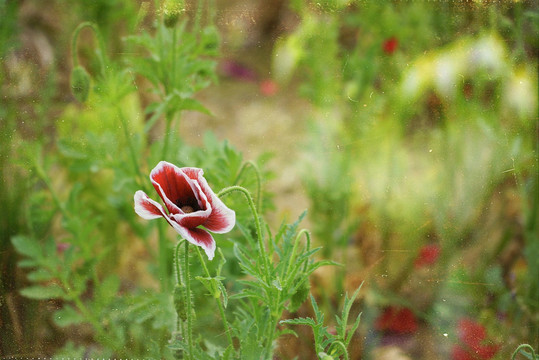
[181,70,312,224]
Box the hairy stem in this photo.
[217,186,270,282]
[184,240,194,359]
[194,246,234,349]
[234,161,262,211]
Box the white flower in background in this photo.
[433,51,467,98]
[401,58,434,99]
[504,67,537,120]
[468,34,507,74]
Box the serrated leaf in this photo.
[280,317,317,327]
[53,305,84,327]
[20,284,65,300]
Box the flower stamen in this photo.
[181,205,195,213]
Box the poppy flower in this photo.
[414,244,441,268]
[451,318,500,360]
[134,161,235,260]
[375,306,418,334]
[383,36,398,55]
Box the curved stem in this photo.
[234,161,262,211]
[283,229,311,284]
[328,341,349,360]
[194,247,234,349]
[511,344,537,360]
[217,186,270,281]
[71,21,108,77]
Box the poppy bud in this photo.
[201,26,219,53]
[173,284,188,321]
[70,66,91,102]
[288,279,310,313]
[162,0,185,28]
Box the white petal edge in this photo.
[134,190,167,220]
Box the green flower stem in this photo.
[285,229,310,279]
[174,241,186,337]
[512,344,537,360]
[117,107,147,191]
[217,186,270,282]
[162,111,173,161]
[70,21,108,77]
[234,161,262,210]
[194,246,234,349]
[157,223,170,292]
[184,240,194,359]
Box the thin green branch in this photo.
[217,185,270,281]
[194,246,234,349]
[512,344,538,360]
[184,240,194,359]
[234,161,262,210]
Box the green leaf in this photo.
[96,275,121,305]
[20,284,65,300]
[53,305,84,327]
[27,268,54,282]
[195,276,224,298]
[11,235,41,259]
[280,317,317,327]
[18,259,38,268]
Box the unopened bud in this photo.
[162,0,185,28]
[70,66,91,102]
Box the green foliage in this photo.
[282,285,362,360]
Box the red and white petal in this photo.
[150,162,200,215]
[171,210,210,230]
[203,204,236,234]
[182,226,217,260]
[192,173,235,233]
[134,190,168,220]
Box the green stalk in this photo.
[233,161,262,211]
[70,21,108,78]
[117,107,147,190]
[184,240,194,359]
[158,223,170,292]
[174,241,186,338]
[194,247,234,349]
[217,186,270,282]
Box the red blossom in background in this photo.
[375,306,418,334]
[414,244,441,268]
[134,161,235,260]
[259,79,279,96]
[383,36,398,54]
[451,318,500,360]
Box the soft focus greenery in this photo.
[1,0,537,359]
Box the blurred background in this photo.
[1,0,537,359]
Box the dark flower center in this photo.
[176,198,201,213]
[181,205,195,213]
